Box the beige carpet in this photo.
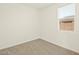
[0,39,78,55]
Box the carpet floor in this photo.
[0,39,78,55]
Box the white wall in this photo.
[41,4,79,53]
[0,3,79,53]
[0,4,39,49]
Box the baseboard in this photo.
[0,37,40,50]
[0,38,79,54]
[40,38,79,54]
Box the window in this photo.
[58,4,75,31]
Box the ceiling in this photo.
[23,3,70,8]
[57,3,71,7]
[0,3,69,9]
[23,3,53,8]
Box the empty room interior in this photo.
[0,3,79,55]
